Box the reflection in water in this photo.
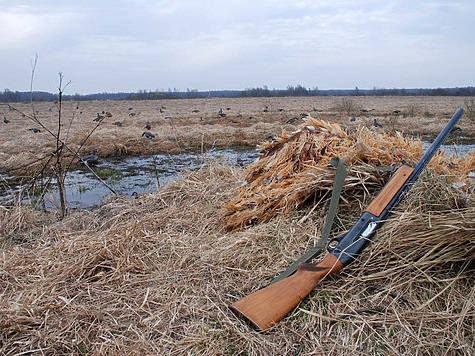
[1,143,473,210]
[422,142,475,157]
[1,148,259,209]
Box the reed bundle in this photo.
[223,118,474,231]
[0,161,473,354]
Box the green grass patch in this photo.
[78,185,90,193]
[95,168,123,183]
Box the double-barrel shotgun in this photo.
[231,108,465,331]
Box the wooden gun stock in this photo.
[230,108,464,331]
[230,166,412,331]
[231,254,343,331]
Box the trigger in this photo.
[327,235,344,252]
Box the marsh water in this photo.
[1,148,260,209]
[1,143,473,210]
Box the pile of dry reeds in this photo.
[0,161,474,354]
[222,117,475,231]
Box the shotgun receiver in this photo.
[231,108,465,331]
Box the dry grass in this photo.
[1,97,474,354]
[1,96,474,177]
[223,118,474,231]
[0,158,474,354]
[333,98,361,115]
[465,98,475,122]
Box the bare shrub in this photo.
[335,98,360,115]
[423,110,433,118]
[404,103,419,117]
[2,70,116,218]
[464,98,475,122]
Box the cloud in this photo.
[0,0,474,92]
[0,4,82,51]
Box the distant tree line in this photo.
[240,85,320,97]
[1,85,474,103]
[0,89,131,102]
[240,85,475,97]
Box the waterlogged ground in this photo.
[422,142,475,156]
[1,148,259,209]
[1,143,473,210]
[1,96,474,178]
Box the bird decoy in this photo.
[129,112,136,117]
[105,112,112,117]
[226,107,231,111]
[373,118,383,128]
[349,117,356,122]
[266,134,277,142]
[278,108,284,112]
[192,109,200,113]
[3,116,9,123]
[113,121,123,127]
[299,113,309,118]
[145,122,151,130]
[142,131,155,139]
[159,108,164,113]
[80,149,99,166]
[286,117,299,124]
[393,110,401,115]
[28,128,41,133]
[94,113,105,122]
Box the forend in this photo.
[328,164,414,266]
[229,108,464,332]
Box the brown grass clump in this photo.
[0,162,474,354]
[222,117,474,231]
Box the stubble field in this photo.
[1,95,474,177]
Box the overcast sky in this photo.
[1,0,474,94]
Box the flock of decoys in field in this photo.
[4,104,454,142]
[72,103,401,151]
[2,103,466,183]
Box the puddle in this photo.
[422,142,475,157]
[1,143,473,210]
[1,148,259,209]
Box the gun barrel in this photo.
[230,108,465,331]
[413,107,464,179]
[379,107,464,220]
